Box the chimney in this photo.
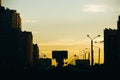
[117,16,120,30]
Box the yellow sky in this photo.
[2,0,120,65]
[39,44,104,65]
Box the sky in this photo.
[2,0,120,65]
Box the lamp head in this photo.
[87,35,89,37]
[98,35,100,37]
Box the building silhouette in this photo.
[38,58,52,70]
[0,1,39,69]
[0,7,21,32]
[52,50,68,67]
[104,16,120,66]
[19,32,33,67]
[75,59,90,67]
[0,0,1,6]
[33,44,39,64]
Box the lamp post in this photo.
[82,48,89,60]
[94,41,103,65]
[87,35,100,66]
[79,50,85,60]
[82,50,86,60]
[98,48,100,65]
[93,46,100,65]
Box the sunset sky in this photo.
[2,0,120,65]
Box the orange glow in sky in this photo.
[2,0,120,65]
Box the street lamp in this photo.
[94,41,104,65]
[93,46,100,65]
[87,35,100,66]
[98,48,100,65]
[82,48,89,60]
[79,50,85,59]
[82,50,86,60]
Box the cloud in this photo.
[82,4,109,13]
[38,37,104,46]
[32,31,40,34]
[38,38,90,46]
[39,39,75,45]
[23,19,40,23]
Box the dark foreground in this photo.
[0,66,120,80]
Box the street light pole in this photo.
[94,41,103,65]
[87,35,100,66]
[98,48,100,65]
[93,46,100,65]
[91,39,94,66]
